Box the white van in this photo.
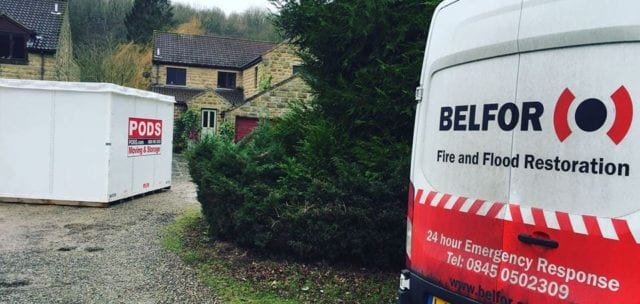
[399,1,640,303]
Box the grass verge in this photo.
[162,209,398,304]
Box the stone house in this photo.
[151,32,313,141]
[0,0,78,81]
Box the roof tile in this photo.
[153,32,277,69]
[214,88,245,106]
[151,86,205,103]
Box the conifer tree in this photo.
[125,0,174,44]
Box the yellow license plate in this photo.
[430,297,450,304]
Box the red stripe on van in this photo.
[451,196,467,211]
[612,218,634,242]
[531,207,547,227]
[414,189,638,243]
[425,191,437,205]
[414,189,424,205]
[486,202,504,218]
[556,211,572,231]
[437,194,452,208]
[509,204,523,223]
[467,200,484,215]
[583,215,603,238]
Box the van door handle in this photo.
[518,233,559,249]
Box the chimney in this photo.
[156,48,161,57]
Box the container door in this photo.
[503,1,640,302]
[412,55,520,303]
[0,88,54,198]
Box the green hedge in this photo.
[188,108,408,268]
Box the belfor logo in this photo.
[553,86,633,145]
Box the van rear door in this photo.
[501,1,640,302]
[409,0,522,302]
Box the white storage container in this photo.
[0,79,175,207]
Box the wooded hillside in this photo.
[68,0,278,86]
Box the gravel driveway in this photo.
[0,157,220,304]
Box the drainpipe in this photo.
[154,64,160,85]
[40,52,45,80]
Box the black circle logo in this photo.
[575,98,607,132]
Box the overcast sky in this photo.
[171,0,277,14]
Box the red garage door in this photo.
[235,117,259,142]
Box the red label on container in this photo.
[128,117,162,139]
[128,117,162,157]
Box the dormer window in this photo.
[0,33,28,63]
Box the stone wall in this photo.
[241,65,259,97]
[183,76,312,137]
[174,103,188,119]
[0,53,56,80]
[238,43,304,100]
[226,76,312,127]
[260,44,302,87]
[154,64,243,89]
[153,43,303,99]
[188,90,234,132]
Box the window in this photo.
[292,64,304,75]
[0,32,27,63]
[201,109,217,132]
[218,71,236,89]
[166,67,186,86]
[0,34,10,57]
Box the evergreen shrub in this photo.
[188,109,407,268]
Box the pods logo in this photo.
[553,86,633,145]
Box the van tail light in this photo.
[406,182,415,268]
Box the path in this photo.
[0,157,219,304]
